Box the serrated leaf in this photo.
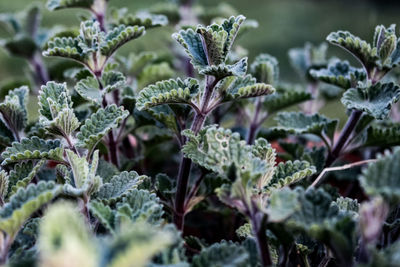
[0,181,61,237]
[192,241,250,267]
[110,9,168,29]
[76,104,129,150]
[199,57,248,78]
[263,85,312,114]
[95,171,149,205]
[1,137,64,165]
[182,126,266,183]
[100,24,145,58]
[286,187,356,264]
[136,78,199,110]
[43,36,85,62]
[361,122,400,147]
[250,53,279,84]
[341,82,400,120]
[10,159,45,196]
[75,71,126,105]
[222,82,275,102]
[265,160,316,192]
[310,59,366,89]
[91,189,164,231]
[0,86,29,134]
[359,149,400,204]
[273,112,338,141]
[173,15,245,74]
[327,31,377,68]
[47,0,94,10]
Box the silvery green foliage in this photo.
[43,20,144,74]
[327,24,400,81]
[310,59,366,89]
[341,82,400,120]
[0,86,28,137]
[359,149,400,204]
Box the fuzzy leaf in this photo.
[0,181,61,237]
[250,53,279,84]
[77,104,129,150]
[0,86,29,133]
[1,137,64,165]
[182,126,266,183]
[263,85,312,114]
[173,15,245,73]
[10,159,45,196]
[0,170,9,203]
[341,82,400,120]
[43,36,85,62]
[265,160,316,192]
[136,78,199,110]
[286,187,356,263]
[310,59,366,89]
[199,57,248,78]
[110,9,168,29]
[75,71,126,105]
[359,149,400,204]
[273,112,338,141]
[288,42,327,79]
[95,171,149,205]
[266,188,300,222]
[39,202,98,267]
[222,82,275,102]
[361,123,400,147]
[192,241,250,267]
[47,0,94,10]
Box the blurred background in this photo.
[0,0,400,83]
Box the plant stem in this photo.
[173,76,219,231]
[325,109,363,167]
[246,97,263,144]
[251,213,272,266]
[29,53,49,90]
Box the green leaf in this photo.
[366,240,400,267]
[173,15,245,73]
[327,31,377,71]
[75,71,126,105]
[104,222,173,267]
[265,160,316,192]
[363,122,400,147]
[359,149,400,204]
[265,187,300,222]
[286,187,356,264]
[263,85,312,114]
[137,62,175,89]
[199,57,248,78]
[39,202,98,267]
[77,104,129,150]
[100,24,145,58]
[0,86,29,133]
[110,9,168,29]
[90,189,164,231]
[192,241,250,267]
[309,59,366,89]
[182,126,266,182]
[38,81,78,136]
[0,181,61,237]
[1,137,64,165]
[47,0,94,10]
[10,159,45,196]
[95,171,149,205]
[43,36,85,62]
[273,112,338,141]
[222,81,275,102]
[341,82,400,120]
[288,42,327,80]
[250,53,279,84]
[136,78,199,111]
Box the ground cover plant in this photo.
[0,0,400,266]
